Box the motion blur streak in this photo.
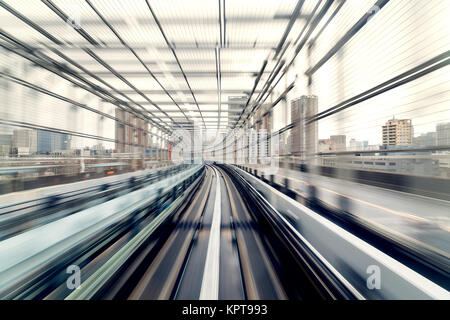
[0,0,449,300]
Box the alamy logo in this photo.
[66,265,81,290]
[366,265,381,290]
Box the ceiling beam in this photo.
[151,110,242,113]
[139,101,247,105]
[3,43,276,51]
[105,89,256,94]
[52,59,261,66]
[19,14,311,28]
[79,71,266,77]
[85,0,191,125]
[157,116,239,119]
[146,0,206,129]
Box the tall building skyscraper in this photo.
[348,138,368,151]
[0,134,12,156]
[228,96,246,127]
[330,135,347,151]
[37,130,69,154]
[115,109,147,154]
[382,118,413,146]
[291,95,318,159]
[436,122,450,146]
[0,134,12,148]
[413,132,436,147]
[13,129,37,154]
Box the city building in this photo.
[413,132,436,147]
[291,95,318,159]
[0,134,12,146]
[438,156,450,178]
[322,144,440,176]
[13,129,37,155]
[348,138,368,151]
[228,96,246,127]
[344,156,439,176]
[0,134,12,156]
[37,130,69,154]
[436,122,450,146]
[318,138,334,153]
[115,109,148,154]
[330,135,346,152]
[382,118,413,146]
[0,145,10,156]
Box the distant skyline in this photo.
[1,57,449,149]
[1,0,449,152]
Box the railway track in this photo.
[0,164,189,241]
[89,164,353,300]
[1,163,446,299]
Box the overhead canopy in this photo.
[0,0,316,133]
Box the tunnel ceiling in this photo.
[0,0,317,134]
